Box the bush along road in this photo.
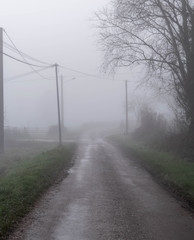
[0,143,76,239]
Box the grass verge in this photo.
[109,135,194,211]
[0,141,58,177]
[0,143,76,239]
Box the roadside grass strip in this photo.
[109,135,194,210]
[0,144,76,239]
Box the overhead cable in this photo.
[3,41,52,66]
[5,65,53,81]
[3,30,140,84]
[3,52,51,68]
[58,64,101,78]
[3,30,111,80]
[3,30,53,80]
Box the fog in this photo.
[0,0,170,131]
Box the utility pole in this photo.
[0,28,4,153]
[125,80,129,135]
[61,75,64,141]
[54,64,62,145]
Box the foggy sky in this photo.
[0,0,165,129]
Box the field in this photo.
[0,141,76,239]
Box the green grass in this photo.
[109,135,194,209]
[0,143,76,239]
[0,141,58,177]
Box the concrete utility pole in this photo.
[0,28,4,153]
[61,75,64,141]
[55,64,62,146]
[125,80,129,135]
[61,76,64,127]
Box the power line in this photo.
[3,52,50,68]
[3,30,141,84]
[3,41,52,66]
[5,65,53,81]
[58,64,102,78]
[3,30,53,80]
[3,30,51,66]
[3,38,93,79]
[3,30,128,81]
[3,38,97,79]
[59,65,141,84]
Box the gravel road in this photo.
[9,136,194,240]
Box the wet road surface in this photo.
[9,137,194,240]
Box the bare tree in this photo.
[96,0,194,154]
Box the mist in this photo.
[0,0,172,137]
[2,2,194,239]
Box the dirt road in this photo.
[9,136,194,240]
